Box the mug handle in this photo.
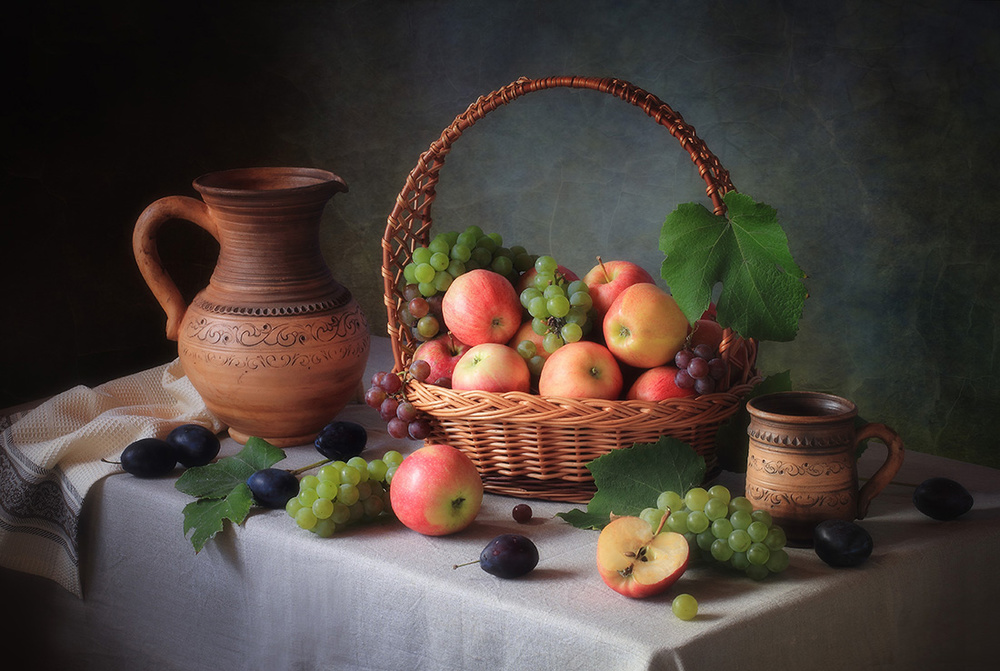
[855,423,905,519]
[132,196,217,341]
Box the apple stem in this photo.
[597,255,610,283]
[288,458,331,476]
[654,508,670,535]
[452,559,481,570]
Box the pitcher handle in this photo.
[855,423,905,519]
[132,195,217,341]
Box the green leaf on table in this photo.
[659,191,807,342]
[175,436,287,552]
[557,437,706,530]
[181,483,255,553]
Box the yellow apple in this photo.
[603,283,688,368]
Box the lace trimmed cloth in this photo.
[0,359,223,597]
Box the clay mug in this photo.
[744,391,904,545]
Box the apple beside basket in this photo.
[380,76,760,503]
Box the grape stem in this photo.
[288,458,331,476]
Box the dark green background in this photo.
[4,1,998,468]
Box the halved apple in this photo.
[596,516,689,598]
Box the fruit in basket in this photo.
[518,256,595,356]
[314,421,367,462]
[625,365,697,401]
[516,263,579,293]
[452,343,531,393]
[912,477,974,520]
[117,437,178,478]
[673,342,729,395]
[537,341,623,399]
[596,515,689,598]
[389,444,484,536]
[582,258,655,320]
[689,318,725,353]
[166,424,221,468]
[813,519,873,567]
[366,366,433,439]
[603,283,689,368]
[412,333,471,385]
[246,468,300,509]
[442,269,522,346]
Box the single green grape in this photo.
[295,507,318,531]
[711,538,734,562]
[750,509,773,526]
[367,459,388,482]
[703,497,729,521]
[417,282,436,298]
[547,295,571,318]
[542,332,563,353]
[764,526,788,551]
[412,247,432,265]
[491,256,513,276]
[657,490,685,513]
[312,518,337,538]
[447,260,466,277]
[728,529,752,553]
[729,496,754,515]
[300,475,321,490]
[385,464,398,486]
[383,451,404,467]
[297,488,319,507]
[432,271,452,293]
[542,284,564,299]
[338,483,360,506]
[476,236,497,254]
[285,497,303,518]
[450,243,471,262]
[516,339,537,360]
[746,563,770,581]
[340,465,362,486]
[730,510,753,531]
[315,481,338,501]
[471,246,492,266]
[671,594,698,621]
[765,548,790,573]
[560,322,583,343]
[535,255,558,274]
[429,252,450,271]
[331,502,351,525]
[730,551,750,571]
[413,263,436,284]
[566,280,587,295]
[312,498,334,520]
[533,272,555,291]
[666,510,689,533]
[317,465,341,486]
[527,355,545,377]
[363,495,385,518]
[747,520,769,542]
[520,287,542,309]
[356,481,373,501]
[428,236,450,254]
[746,542,770,566]
[528,296,550,319]
[711,517,734,539]
[403,263,419,284]
[347,457,370,482]
[686,510,710,534]
[569,291,592,311]
[684,487,710,512]
[696,530,716,551]
[707,484,731,504]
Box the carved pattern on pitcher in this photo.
[181,337,370,370]
[747,454,850,478]
[747,427,855,448]
[183,306,368,349]
[745,483,853,510]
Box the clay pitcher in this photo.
[744,391,904,545]
[133,167,370,446]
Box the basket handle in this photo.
[383,76,737,369]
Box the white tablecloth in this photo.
[2,337,997,670]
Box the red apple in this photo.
[537,341,623,400]
[452,343,531,393]
[596,515,689,598]
[389,444,484,536]
[442,269,522,346]
[626,365,697,401]
[516,265,579,293]
[582,258,655,321]
[412,333,471,385]
[603,283,688,369]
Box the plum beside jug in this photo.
[133,167,370,447]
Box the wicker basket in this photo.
[381,76,760,502]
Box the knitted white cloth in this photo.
[0,359,223,597]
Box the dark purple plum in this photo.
[813,519,873,568]
[119,438,178,478]
[246,468,300,509]
[913,477,973,521]
[166,424,221,468]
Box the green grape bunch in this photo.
[517,255,595,357]
[399,225,537,342]
[639,484,790,581]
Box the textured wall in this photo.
[4,1,998,468]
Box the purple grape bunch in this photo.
[673,343,729,395]
[365,361,435,440]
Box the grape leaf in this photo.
[659,191,807,342]
[181,484,255,553]
[556,437,705,530]
[175,437,287,551]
